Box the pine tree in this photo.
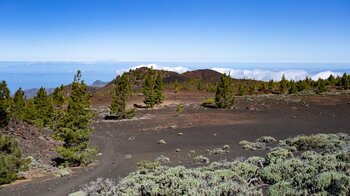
[279,74,288,94]
[288,81,298,94]
[0,81,10,128]
[297,79,309,92]
[110,73,134,119]
[341,73,349,90]
[248,83,256,95]
[238,83,247,96]
[51,85,66,131]
[11,88,26,120]
[268,80,275,90]
[154,74,164,104]
[54,70,96,166]
[22,99,37,125]
[33,87,53,128]
[143,69,156,108]
[174,79,179,93]
[52,85,65,107]
[327,74,336,85]
[215,74,234,109]
[317,78,326,94]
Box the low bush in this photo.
[0,134,29,185]
[79,133,350,196]
[256,136,277,143]
[193,155,210,164]
[239,140,266,151]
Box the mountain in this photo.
[23,88,55,98]
[90,80,108,88]
[181,69,223,82]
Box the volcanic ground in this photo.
[1,91,350,196]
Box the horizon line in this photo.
[0,59,349,64]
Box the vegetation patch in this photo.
[239,140,266,151]
[79,133,350,196]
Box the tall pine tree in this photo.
[143,69,157,108]
[154,74,164,104]
[51,85,66,130]
[110,73,134,119]
[33,87,53,128]
[11,88,26,120]
[0,81,10,128]
[279,74,288,94]
[55,70,96,166]
[215,74,234,109]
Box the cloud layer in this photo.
[212,68,343,81]
[117,63,344,82]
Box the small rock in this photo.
[158,139,166,144]
[175,149,181,152]
[169,125,177,129]
[125,154,132,159]
[177,132,183,136]
[213,133,217,137]
[68,191,85,196]
[96,153,103,157]
[189,150,196,155]
[128,136,136,141]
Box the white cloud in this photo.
[311,71,343,80]
[212,68,342,81]
[115,64,344,81]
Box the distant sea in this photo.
[0,61,349,92]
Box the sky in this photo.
[0,0,350,62]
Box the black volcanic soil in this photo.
[1,92,350,196]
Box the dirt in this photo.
[0,118,59,163]
[1,92,350,196]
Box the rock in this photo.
[157,139,166,144]
[155,155,170,163]
[68,191,86,196]
[96,153,103,157]
[189,150,196,155]
[177,132,183,136]
[128,136,136,141]
[175,149,181,152]
[169,125,177,129]
[246,106,258,111]
[125,154,132,159]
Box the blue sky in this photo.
[0,0,349,62]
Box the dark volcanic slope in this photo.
[1,94,350,196]
[182,69,223,82]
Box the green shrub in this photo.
[314,171,350,195]
[0,134,29,185]
[239,140,266,151]
[265,147,294,164]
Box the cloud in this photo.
[116,63,189,75]
[211,68,342,81]
[116,64,344,82]
[310,71,343,80]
